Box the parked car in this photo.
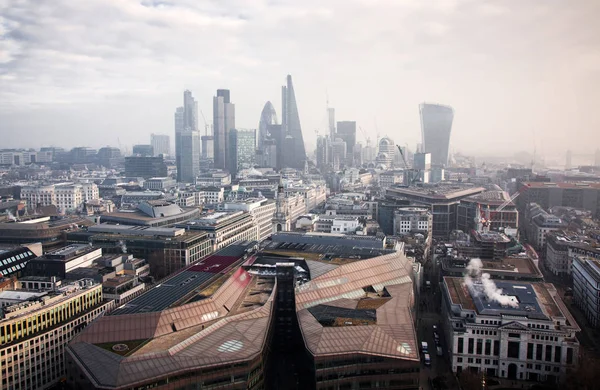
[436,346,443,356]
[424,353,431,366]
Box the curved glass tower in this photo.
[258,101,278,150]
[420,103,454,166]
[281,75,306,169]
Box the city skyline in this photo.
[1,1,599,157]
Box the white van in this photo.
[421,341,428,353]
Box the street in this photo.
[417,250,458,390]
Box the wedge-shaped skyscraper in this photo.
[281,75,306,169]
[420,103,454,166]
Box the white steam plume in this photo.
[463,258,519,308]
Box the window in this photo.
[567,348,573,364]
[554,346,561,363]
[545,345,552,362]
[458,338,464,354]
[493,340,500,356]
[536,344,543,361]
[527,343,534,360]
[485,340,491,355]
[477,339,483,355]
[468,338,474,354]
[507,341,520,359]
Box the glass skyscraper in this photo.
[419,103,454,167]
[281,75,306,169]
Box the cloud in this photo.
[0,0,599,157]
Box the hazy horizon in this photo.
[1,0,599,158]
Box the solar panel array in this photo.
[109,241,258,316]
[111,270,214,315]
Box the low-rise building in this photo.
[572,255,600,328]
[25,244,103,279]
[68,224,213,279]
[442,276,579,383]
[143,177,176,190]
[221,198,276,242]
[178,211,258,251]
[0,280,111,390]
[393,206,432,236]
[196,171,231,187]
[314,215,361,234]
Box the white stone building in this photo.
[393,207,432,236]
[442,277,580,384]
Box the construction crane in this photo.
[476,189,524,232]
[199,109,210,136]
[358,126,371,147]
[397,145,420,185]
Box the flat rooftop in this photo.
[88,224,185,237]
[386,184,485,201]
[523,182,600,189]
[110,241,256,315]
[444,277,576,322]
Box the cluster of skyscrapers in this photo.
[174,75,308,182]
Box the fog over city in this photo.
[1,0,599,158]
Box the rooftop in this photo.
[386,184,485,201]
[110,241,257,315]
[523,182,600,189]
[444,276,579,326]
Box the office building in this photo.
[336,121,356,166]
[281,75,306,169]
[150,134,170,156]
[96,147,122,168]
[316,135,329,169]
[124,156,168,179]
[0,280,111,390]
[228,129,256,176]
[0,243,42,279]
[456,190,519,233]
[178,211,258,251]
[442,276,579,383]
[0,216,93,249]
[572,255,600,328]
[179,130,200,183]
[175,90,200,182]
[68,224,212,278]
[213,89,235,170]
[201,135,214,160]
[385,184,485,238]
[516,182,600,218]
[196,170,231,187]
[420,103,454,166]
[132,144,154,157]
[258,101,278,151]
[524,203,567,251]
[393,206,432,236]
[101,200,200,227]
[20,182,99,213]
[222,198,276,241]
[142,177,176,190]
[24,244,103,279]
[66,238,420,390]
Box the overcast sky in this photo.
[1,0,599,159]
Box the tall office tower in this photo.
[183,90,198,131]
[229,129,256,176]
[328,107,336,139]
[258,101,278,151]
[176,90,200,182]
[213,89,235,170]
[566,150,573,170]
[316,135,329,169]
[353,143,363,167]
[420,103,454,166]
[281,75,306,169]
[201,135,214,159]
[151,134,170,156]
[596,149,600,167]
[179,130,201,182]
[336,121,357,167]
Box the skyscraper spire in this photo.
[281,75,306,169]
